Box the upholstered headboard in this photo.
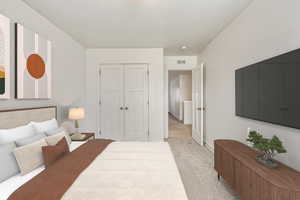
[0,106,57,129]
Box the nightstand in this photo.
[71,132,95,142]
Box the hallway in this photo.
[168,114,237,200]
[168,114,192,139]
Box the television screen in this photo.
[235,48,300,129]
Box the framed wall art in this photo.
[0,14,10,99]
[15,23,52,99]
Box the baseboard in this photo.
[191,131,214,153]
[192,129,202,145]
[169,112,181,121]
[205,143,214,153]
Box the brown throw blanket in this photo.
[8,139,113,200]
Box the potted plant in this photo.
[247,131,287,168]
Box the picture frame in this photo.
[15,23,52,99]
[0,14,10,99]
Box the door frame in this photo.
[97,63,150,140]
[164,62,205,145]
[192,63,205,146]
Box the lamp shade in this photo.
[69,108,85,120]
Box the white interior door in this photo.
[169,77,181,120]
[123,64,149,141]
[99,65,124,141]
[192,64,204,145]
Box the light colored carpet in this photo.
[168,116,239,200]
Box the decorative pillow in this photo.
[13,139,48,175]
[0,124,36,145]
[45,131,71,145]
[0,143,20,182]
[15,132,46,147]
[42,138,69,168]
[30,119,58,133]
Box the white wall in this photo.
[85,48,164,141]
[169,73,180,119]
[0,0,86,123]
[199,0,300,170]
[168,71,192,121]
[180,74,192,101]
[180,74,192,122]
[164,56,198,70]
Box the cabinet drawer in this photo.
[217,147,235,187]
[235,160,260,200]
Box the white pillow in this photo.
[30,119,58,133]
[0,124,36,145]
[45,131,71,146]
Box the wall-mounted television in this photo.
[235,48,300,129]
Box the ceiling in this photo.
[22,0,253,55]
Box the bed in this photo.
[0,106,188,200]
[0,141,85,200]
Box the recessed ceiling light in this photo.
[181,46,188,50]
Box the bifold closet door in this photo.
[124,64,149,141]
[99,65,124,141]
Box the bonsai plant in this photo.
[247,131,287,168]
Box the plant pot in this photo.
[256,155,278,169]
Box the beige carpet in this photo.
[168,115,238,200]
[168,138,239,200]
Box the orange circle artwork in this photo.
[26,54,46,79]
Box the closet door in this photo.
[123,64,149,141]
[99,65,124,141]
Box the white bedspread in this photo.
[62,142,188,200]
[0,141,85,200]
[1,142,188,200]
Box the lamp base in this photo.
[75,120,79,129]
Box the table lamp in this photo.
[69,108,85,137]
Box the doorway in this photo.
[165,63,205,146]
[168,70,193,139]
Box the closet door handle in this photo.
[120,107,124,110]
[125,107,128,110]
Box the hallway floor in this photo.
[167,115,238,200]
[168,114,192,139]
